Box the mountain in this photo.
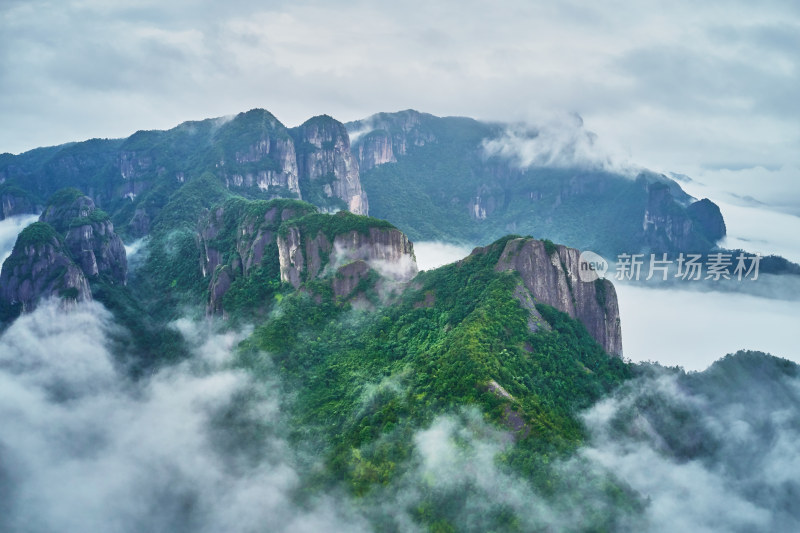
[1,106,798,531]
[0,189,126,319]
[347,109,725,256]
[0,109,369,237]
[0,221,91,316]
[2,108,722,256]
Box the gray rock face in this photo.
[687,198,726,243]
[277,225,417,291]
[0,109,370,231]
[199,199,316,314]
[347,110,437,169]
[1,188,39,220]
[277,226,305,288]
[641,181,725,252]
[129,208,151,238]
[353,130,396,172]
[332,260,370,299]
[41,193,127,284]
[493,238,623,356]
[0,223,92,313]
[64,221,127,284]
[223,136,301,197]
[0,191,130,318]
[292,116,369,215]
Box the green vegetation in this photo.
[13,221,60,250]
[352,111,713,256]
[595,278,608,308]
[58,286,80,300]
[69,208,110,228]
[91,280,190,374]
[126,173,233,322]
[45,187,84,209]
[543,238,557,256]
[0,183,41,208]
[237,235,632,529]
[280,210,396,242]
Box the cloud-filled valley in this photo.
[2,295,799,531]
[0,300,373,533]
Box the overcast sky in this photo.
[1,0,799,369]
[1,1,796,162]
[2,0,799,240]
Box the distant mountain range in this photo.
[1,108,727,257]
[1,108,798,531]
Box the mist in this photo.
[0,214,39,265]
[0,300,368,533]
[679,175,800,264]
[616,282,800,370]
[481,114,638,176]
[412,241,473,271]
[579,356,800,532]
[1,301,798,531]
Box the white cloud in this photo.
[0,301,368,533]
[482,115,639,175]
[579,365,800,532]
[412,241,472,271]
[0,214,39,266]
[615,282,800,370]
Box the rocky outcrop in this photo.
[332,260,371,299]
[0,222,91,314]
[641,181,725,253]
[216,110,306,202]
[277,213,417,298]
[199,198,316,314]
[353,130,396,172]
[278,226,417,290]
[0,189,130,318]
[687,198,726,243]
[40,190,127,284]
[347,110,438,171]
[492,237,622,355]
[1,185,40,220]
[291,115,368,215]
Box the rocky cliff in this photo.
[277,212,416,299]
[0,109,371,240]
[1,185,40,220]
[0,222,92,315]
[291,115,368,215]
[199,200,415,314]
[40,189,127,284]
[215,109,302,198]
[353,130,397,172]
[346,110,731,258]
[642,181,726,252]
[347,109,439,171]
[199,197,316,314]
[489,237,622,355]
[0,189,129,318]
[687,198,726,243]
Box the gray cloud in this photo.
[0,301,369,533]
[481,114,639,175]
[616,282,800,370]
[0,265,796,531]
[1,0,797,215]
[579,360,800,532]
[0,215,39,265]
[411,241,473,271]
